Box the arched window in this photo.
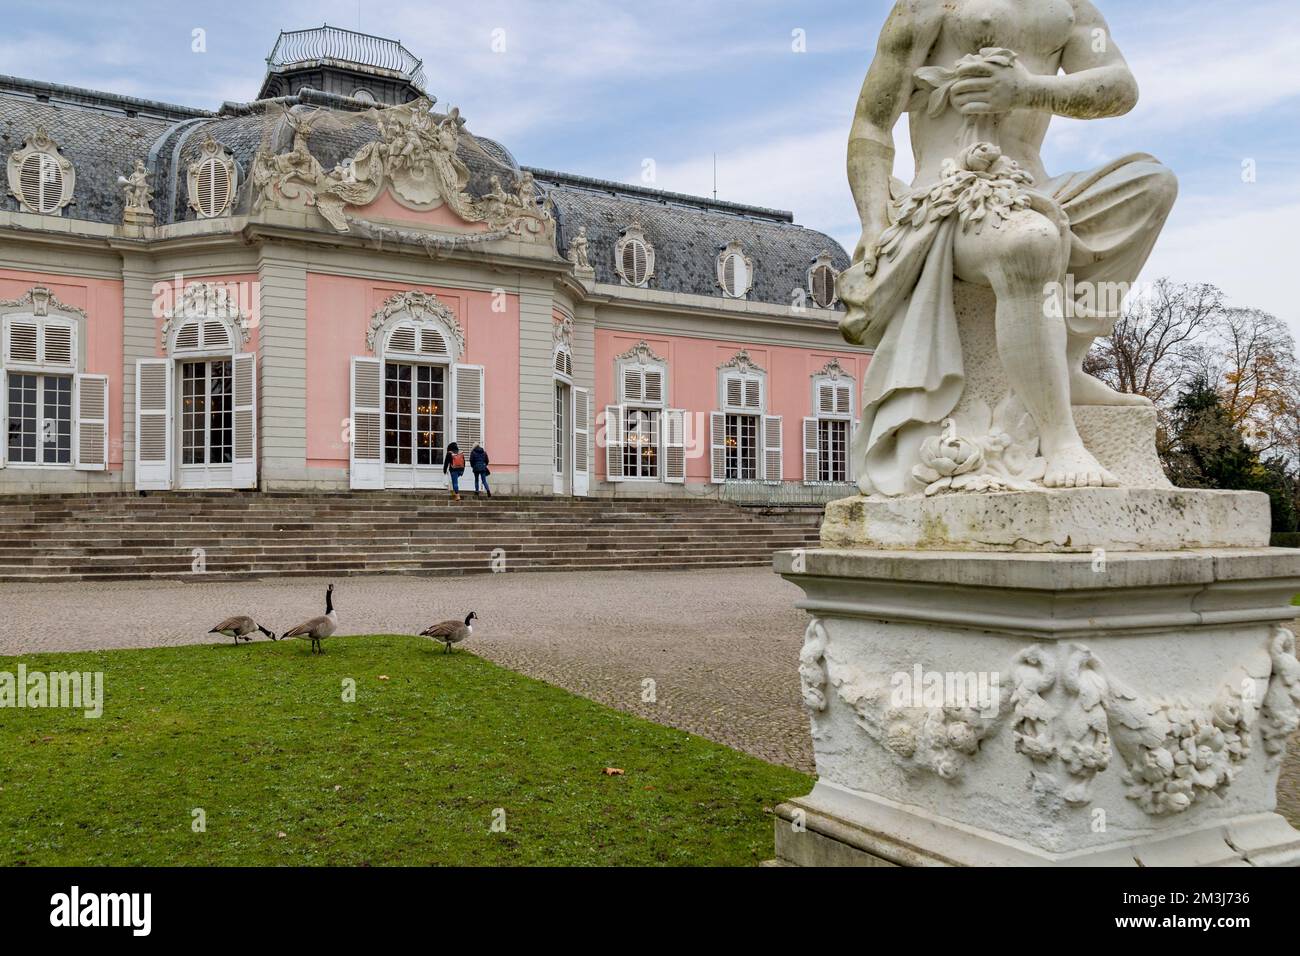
[605,341,682,485]
[804,360,856,485]
[710,351,780,485]
[143,283,255,491]
[351,290,481,492]
[0,285,103,472]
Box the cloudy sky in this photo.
[4,0,1298,332]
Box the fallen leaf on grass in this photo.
[378,675,389,681]
[602,767,625,776]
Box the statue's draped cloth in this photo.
[839,152,1173,496]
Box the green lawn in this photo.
[0,637,809,866]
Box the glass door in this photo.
[553,381,569,494]
[177,358,234,488]
[384,361,446,489]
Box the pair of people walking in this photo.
[443,442,491,500]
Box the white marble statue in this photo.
[839,0,1177,497]
[117,160,153,215]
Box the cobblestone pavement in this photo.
[0,568,1296,826]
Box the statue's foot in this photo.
[1043,444,1119,489]
[1069,371,1153,407]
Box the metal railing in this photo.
[718,481,856,507]
[266,25,427,89]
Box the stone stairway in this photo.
[0,492,824,582]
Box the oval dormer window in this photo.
[194,157,232,218]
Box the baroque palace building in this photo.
[0,25,864,498]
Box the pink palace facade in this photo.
[0,26,867,499]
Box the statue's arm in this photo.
[848,2,939,261]
[1025,0,1139,119]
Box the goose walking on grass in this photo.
[283,584,338,655]
[208,616,277,645]
[420,611,477,653]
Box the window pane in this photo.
[7,373,36,464]
[42,375,72,465]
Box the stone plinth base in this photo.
[820,488,1270,553]
[774,543,1300,867]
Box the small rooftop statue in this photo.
[117,159,154,225]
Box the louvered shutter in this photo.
[622,367,643,404]
[135,358,172,490]
[573,387,591,497]
[818,382,835,415]
[196,158,232,218]
[349,356,383,490]
[744,378,762,411]
[73,374,108,471]
[725,375,743,410]
[5,319,39,364]
[0,369,6,467]
[42,323,74,367]
[664,408,686,484]
[762,415,783,483]
[20,154,63,214]
[232,353,257,488]
[643,368,663,405]
[722,254,737,296]
[710,411,726,484]
[837,383,852,416]
[452,364,485,449]
[604,405,624,482]
[803,417,819,484]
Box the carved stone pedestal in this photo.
[772,537,1300,866]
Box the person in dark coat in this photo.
[443,441,466,501]
[469,443,491,497]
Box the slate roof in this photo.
[533,170,849,307]
[0,70,849,309]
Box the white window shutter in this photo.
[604,405,625,482]
[5,319,39,365]
[664,408,685,484]
[452,363,485,449]
[762,415,783,483]
[837,384,852,416]
[349,356,383,490]
[573,386,591,497]
[643,368,663,405]
[803,417,819,484]
[73,373,108,471]
[725,375,743,410]
[745,378,762,411]
[0,369,5,468]
[622,367,644,404]
[710,411,726,484]
[135,358,172,490]
[232,353,257,489]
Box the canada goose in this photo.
[208,615,277,645]
[283,584,338,654]
[420,611,477,653]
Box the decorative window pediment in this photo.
[617,340,668,407]
[615,222,655,288]
[808,251,838,308]
[811,359,854,418]
[367,290,465,362]
[0,286,84,370]
[718,350,765,412]
[7,128,76,216]
[717,240,754,299]
[188,136,238,219]
[162,283,251,354]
